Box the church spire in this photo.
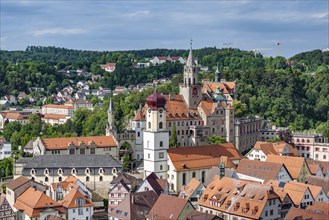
[108,96,114,112]
[215,63,221,82]
[186,39,194,67]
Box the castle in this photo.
[106,45,266,166]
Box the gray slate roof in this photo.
[23,155,122,169]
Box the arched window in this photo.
[45,177,49,182]
[85,168,90,174]
[159,122,163,129]
[99,176,103,181]
[86,176,90,182]
[58,176,62,182]
[148,122,151,129]
[160,141,163,148]
[99,168,104,174]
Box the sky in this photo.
[1,0,328,57]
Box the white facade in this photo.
[246,149,267,161]
[67,207,93,220]
[0,141,12,160]
[131,120,146,161]
[143,103,169,179]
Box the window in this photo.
[192,172,196,178]
[324,155,327,160]
[69,148,75,154]
[159,122,163,129]
[182,173,186,185]
[265,211,268,217]
[148,122,151,129]
[201,171,205,183]
[138,132,140,137]
[270,210,273,215]
[58,177,62,182]
[90,147,95,154]
[160,141,163,148]
[99,176,103,181]
[148,153,150,159]
[78,208,83,215]
[86,176,89,182]
[159,152,164,159]
[160,165,163,170]
[80,148,85,155]
[45,177,48,182]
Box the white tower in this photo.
[106,96,116,137]
[143,90,169,179]
[179,42,202,109]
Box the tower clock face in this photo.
[148,109,151,113]
[159,109,163,113]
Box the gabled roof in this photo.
[110,172,136,185]
[287,181,324,201]
[179,178,203,199]
[146,194,192,220]
[283,182,314,206]
[198,177,279,220]
[7,176,31,190]
[286,207,329,220]
[306,176,329,196]
[236,159,291,182]
[60,188,93,208]
[42,114,67,120]
[306,201,329,215]
[109,179,131,194]
[14,187,64,218]
[109,191,158,220]
[144,172,167,196]
[204,167,238,187]
[184,210,219,220]
[168,144,242,171]
[39,136,117,150]
[265,155,308,179]
[306,160,329,176]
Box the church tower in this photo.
[106,97,117,136]
[143,90,169,179]
[179,42,202,109]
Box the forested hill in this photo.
[0,46,328,133]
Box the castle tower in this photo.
[143,90,169,179]
[106,97,117,136]
[179,42,202,109]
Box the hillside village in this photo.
[0,47,328,220]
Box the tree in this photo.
[266,137,281,143]
[123,153,130,171]
[169,125,177,148]
[3,121,21,141]
[277,129,294,146]
[207,135,228,144]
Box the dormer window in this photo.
[72,168,77,175]
[112,168,117,174]
[99,168,104,174]
[85,168,90,174]
[31,169,36,175]
[44,168,49,175]
[58,168,64,175]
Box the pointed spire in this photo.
[215,63,221,82]
[186,40,194,67]
[108,96,114,112]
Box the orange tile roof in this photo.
[100,63,116,68]
[286,207,329,220]
[198,177,278,220]
[14,187,64,218]
[179,177,202,199]
[40,136,117,150]
[43,114,67,120]
[265,155,307,179]
[43,104,74,109]
[287,182,323,201]
[308,163,321,175]
[61,188,93,208]
[7,176,31,190]
[282,182,313,206]
[202,81,235,95]
[134,95,200,121]
[253,141,278,155]
[272,141,299,156]
[306,201,329,215]
[168,144,242,171]
[145,194,191,220]
[236,159,288,182]
[306,160,329,176]
[5,112,30,120]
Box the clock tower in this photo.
[143,90,169,179]
[179,42,202,109]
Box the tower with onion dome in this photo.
[143,90,169,179]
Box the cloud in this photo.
[29,28,87,36]
[125,10,150,18]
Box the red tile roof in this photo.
[168,144,242,171]
[40,136,117,150]
[60,188,93,208]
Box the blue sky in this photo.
[1,0,328,57]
